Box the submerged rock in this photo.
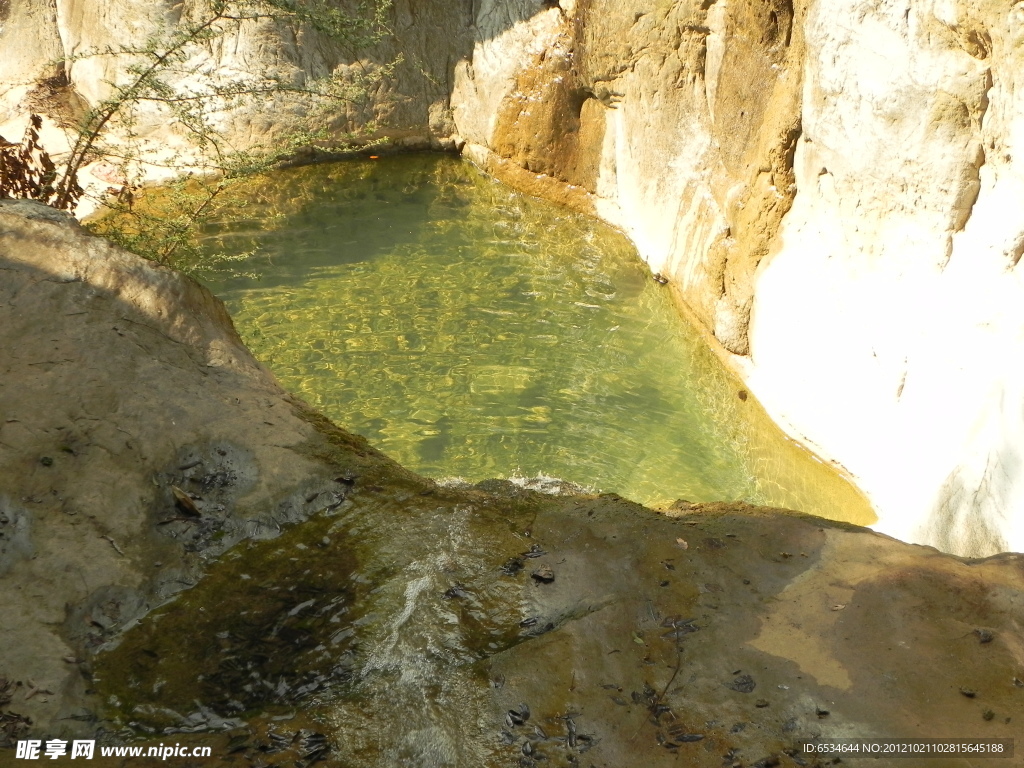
[1,203,1022,766]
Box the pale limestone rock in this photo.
[451,2,564,148]
[748,0,1024,555]
[0,0,63,105]
[451,0,1024,556]
[1,0,472,160]
[454,0,803,358]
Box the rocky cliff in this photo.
[2,200,1022,765]
[0,0,471,192]
[2,0,1023,557]
[449,0,1024,557]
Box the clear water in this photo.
[201,154,873,521]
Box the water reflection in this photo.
[201,154,873,522]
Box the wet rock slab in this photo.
[82,490,1024,768]
[0,201,388,747]
[483,496,1024,767]
[1,203,1023,767]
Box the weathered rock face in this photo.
[452,0,803,357]
[746,0,1024,557]
[0,0,65,90]
[0,199,394,744]
[447,0,1024,557]
[2,203,1023,765]
[0,0,473,152]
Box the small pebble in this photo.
[728,674,756,693]
[505,703,530,726]
[531,566,554,584]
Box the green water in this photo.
[201,154,872,519]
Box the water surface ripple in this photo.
[202,155,872,521]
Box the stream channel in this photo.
[200,154,873,525]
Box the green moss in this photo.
[94,512,367,725]
[93,461,552,734]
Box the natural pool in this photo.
[90,153,880,764]
[201,154,873,524]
